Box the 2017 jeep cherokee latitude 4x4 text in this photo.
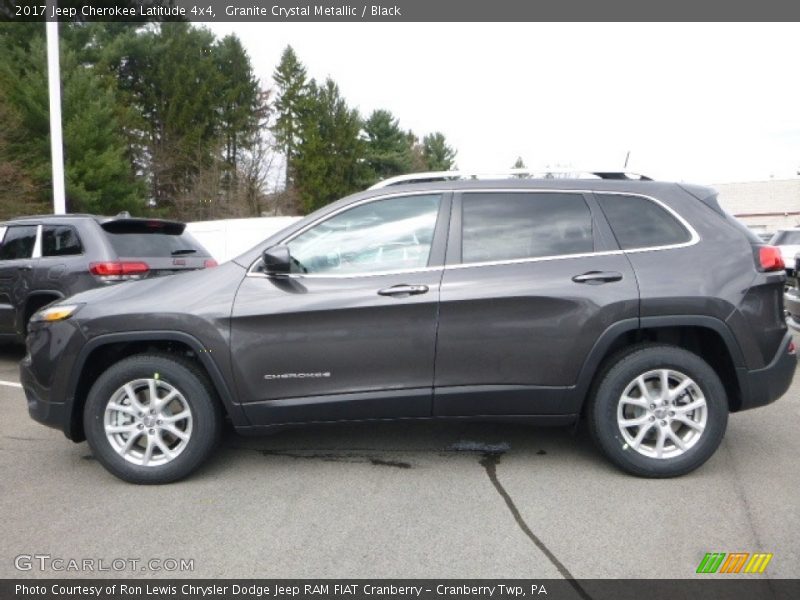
[21,174,796,483]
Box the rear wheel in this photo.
[84,353,221,484]
[588,345,728,477]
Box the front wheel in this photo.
[588,345,728,478]
[84,353,221,484]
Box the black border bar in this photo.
[5,0,800,22]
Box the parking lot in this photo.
[1,339,799,581]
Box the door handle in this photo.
[17,265,33,272]
[377,284,429,297]
[572,271,623,284]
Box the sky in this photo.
[204,22,800,185]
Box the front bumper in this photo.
[20,319,87,440]
[736,330,796,411]
[20,353,68,431]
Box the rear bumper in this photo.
[737,331,796,411]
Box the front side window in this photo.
[461,192,594,263]
[42,225,83,257]
[0,225,37,260]
[287,194,441,275]
[596,193,691,250]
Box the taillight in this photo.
[204,259,218,268]
[758,246,785,272]
[89,261,150,282]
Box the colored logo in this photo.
[696,552,773,574]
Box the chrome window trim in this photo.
[445,249,626,270]
[247,190,447,277]
[245,188,700,279]
[246,265,443,280]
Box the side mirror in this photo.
[262,245,291,276]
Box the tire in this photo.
[587,344,728,478]
[83,353,222,484]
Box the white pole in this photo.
[45,14,66,214]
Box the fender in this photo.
[65,330,249,435]
[570,315,747,411]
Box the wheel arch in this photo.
[575,316,747,415]
[21,290,64,336]
[66,331,247,441]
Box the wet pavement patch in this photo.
[369,458,412,469]
[257,449,413,469]
[447,440,511,454]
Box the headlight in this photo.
[30,304,82,323]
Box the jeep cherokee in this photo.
[20,172,796,483]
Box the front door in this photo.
[231,193,449,425]
[434,190,639,416]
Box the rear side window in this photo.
[596,193,691,250]
[104,231,209,258]
[42,225,83,257]
[0,225,37,260]
[461,192,594,263]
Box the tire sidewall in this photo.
[591,346,729,477]
[84,355,219,484]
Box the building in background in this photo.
[187,217,301,263]
[713,179,800,236]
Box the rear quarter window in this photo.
[42,225,83,256]
[596,193,691,250]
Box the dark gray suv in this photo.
[0,214,216,344]
[20,174,796,483]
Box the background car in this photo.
[768,228,800,275]
[0,213,216,344]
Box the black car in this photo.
[0,214,216,343]
[20,173,796,483]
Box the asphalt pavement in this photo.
[1,341,798,580]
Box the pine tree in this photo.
[213,34,264,205]
[61,45,146,214]
[0,25,144,215]
[272,46,309,190]
[363,109,412,182]
[294,79,367,213]
[422,132,457,171]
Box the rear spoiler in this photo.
[101,218,186,235]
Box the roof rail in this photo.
[368,169,653,189]
[9,213,96,221]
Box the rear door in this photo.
[433,189,639,416]
[0,224,39,335]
